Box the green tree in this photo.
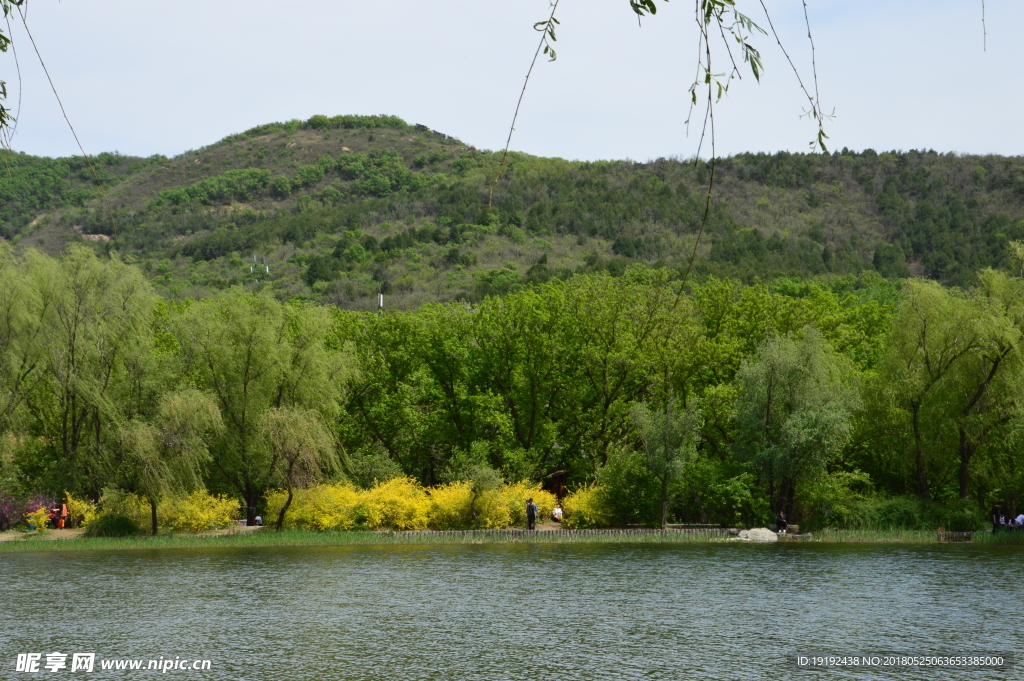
[877,280,984,499]
[631,399,703,529]
[0,245,49,430]
[465,464,503,530]
[25,247,156,494]
[260,406,337,531]
[733,328,861,517]
[116,389,223,535]
[175,289,353,524]
[947,270,1023,500]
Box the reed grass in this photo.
[969,530,1024,544]
[810,529,940,544]
[2,527,1016,554]
[0,528,725,553]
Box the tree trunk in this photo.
[785,479,796,522]
[958,427,975,501]
[911,404,931,500]
[275,487,293,532]
[244,487,259,526]
[776,478,792,516]
[660,474,669,530]
[149,497,158,536]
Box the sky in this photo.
[2,0,1022,161]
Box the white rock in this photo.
[746,527,779,542]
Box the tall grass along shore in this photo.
[2,527,1021,554]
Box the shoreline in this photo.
[1,527,1019,554]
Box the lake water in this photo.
[1,543,1021,680]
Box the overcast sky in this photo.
[2,0,1021,161]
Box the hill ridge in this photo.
[2,114,1023,308]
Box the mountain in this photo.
[3,114,1024,308]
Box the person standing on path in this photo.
[992,502,1003,533]
[526,498,538,531]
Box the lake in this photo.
[2,543,1021,680]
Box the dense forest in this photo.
[2,245,1023,532]
[2,114,1024,311]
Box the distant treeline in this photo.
[2,246,1022,531]
[221,114,414,143]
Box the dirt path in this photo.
[200,525,265,536]
[0,528,87,542]
[0,526,264,542]
[534,521,566,531]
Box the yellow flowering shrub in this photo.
[428,482,475,529]
[95,489,238,533]
[259,480,567,532]
[358,477,431,530]
[160,491,240,533]
[500,481,557,526]
[562,484,613,528]
[266,483,361,530]
[64,491,98,528]
[99,490,150,528]
[24,506,49,532]
[474,488,514,529]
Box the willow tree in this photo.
[733,328,861,517]
[260,406,337,531]
[946,270,1024,500]
[631,398,703,529]
[23,247,156,494]
[116,389,223,535]
[0,244,49,431]
[175,289,354,525]
[876,280,985,499]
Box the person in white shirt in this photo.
[552,504,563,522]
[1015,513,1024,527]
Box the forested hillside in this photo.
[3,114,1024,309]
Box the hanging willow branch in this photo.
[0,0,25,155]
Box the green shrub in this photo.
[347,450,404,489]
[306,115,331,130]
[820,496,987,531]
[294,165,325,187]
[595,448,661,526]
[934,500,986,532]
[270,175,292,199]
[336,153,367,179]
[798,469,872,530]
[85,514,141,537]
[156,168,271,208]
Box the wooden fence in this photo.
[384,527,735,539]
